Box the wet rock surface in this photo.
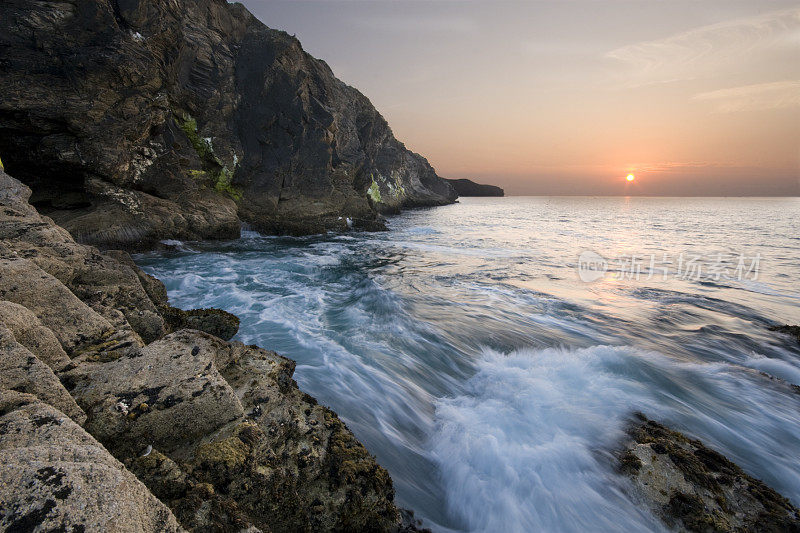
[0,170,402,531]
[0,0,455,249]
[770,325,800,345]
[162,306,241,341]
[619,414,800,532]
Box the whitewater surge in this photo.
[137,196,800,532]
[430,346,664,532]
[429,345,800,532]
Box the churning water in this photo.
[136,197,800,532]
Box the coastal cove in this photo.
[1,0,799,530]
[138,196,800,532]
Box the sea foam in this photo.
[429,345,665,532]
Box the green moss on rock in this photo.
[179,114,214,162]
[368,179,382,204]
[177,113,242,201]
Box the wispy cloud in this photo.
[693,81,800,112]
[606,8,800,86]
[631,161,739,173]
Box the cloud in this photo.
[606,8,800,86]
[692,80,800,112]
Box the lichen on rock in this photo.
[0,169,404,531]
[619,414,800,532]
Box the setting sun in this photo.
[626,174,635,182]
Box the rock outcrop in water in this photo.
[445,178,504,197]
[619,414,800,532]
[0,0,456,249]
[0,169,401,531]
[769,325,800,345]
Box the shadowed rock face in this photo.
[445,178,504,197]
[0,0,455,249]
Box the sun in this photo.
[626,174,635,182]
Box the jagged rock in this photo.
[445,178,505,197]
[0,390,183,532]
[0,171,403,530]
[162,306,240,340]
[102,251,240,340]
[0,0,455,248]
[128,447,261,532]
[770,325,800,345]
[104,250,170,309]
[124,339,400,532]
[0,170,168,343]
[0,300,71,371]
[619,414,800,532]
[0,325,86,424]
[61,330,245,458]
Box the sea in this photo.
[136,196,800,532]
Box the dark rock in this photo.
[445,178,504,197]
[769,325,800,344]
[162,306,240,341]
[619,414,800,532]
[0,0,455,248]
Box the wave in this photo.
[429,345,664,532]
[429,345,800,532]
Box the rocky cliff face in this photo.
[0,169,401,532]
[0,0,455,249]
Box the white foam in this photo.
[428,344,800,532]
[429,345,664,532]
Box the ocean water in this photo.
[136,197,800,532]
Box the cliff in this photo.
[445,178,504,197]
[0,0,456,249]
[0,170,402,532]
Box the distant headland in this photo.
[445,178,504,197]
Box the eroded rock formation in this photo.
[0,170,400,531]
[0,0,455,249]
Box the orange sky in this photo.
[243,1,799,196]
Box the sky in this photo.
[240,1,800,196]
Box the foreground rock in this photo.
[0,391,183,532]
[0,0,455,248]
[0,170,403,531]
[619,414,800,532]
[445,178,504,197]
